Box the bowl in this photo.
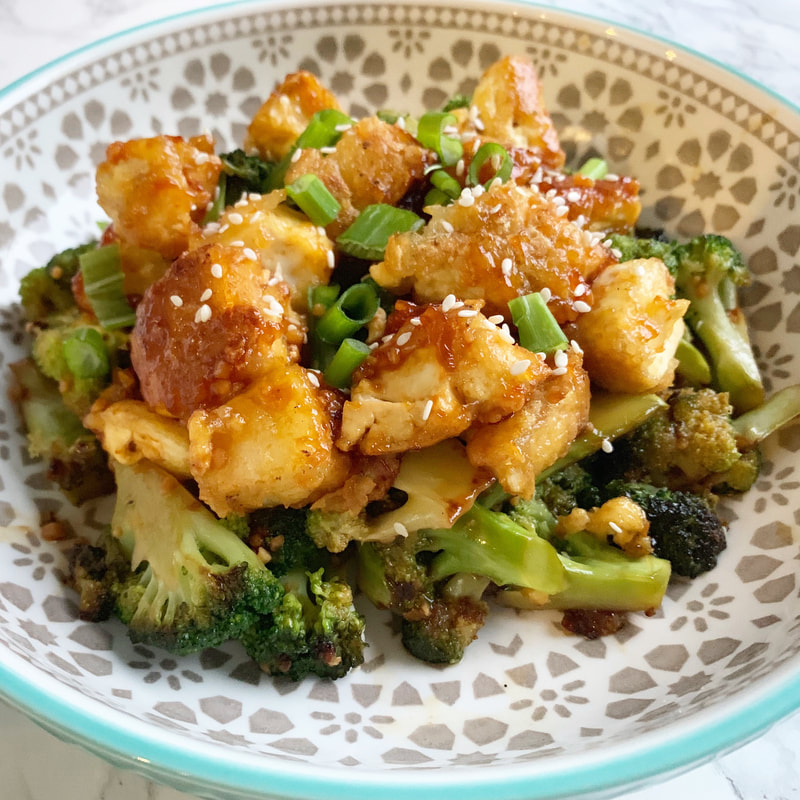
[1,2,800,798]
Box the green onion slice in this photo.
[468,142,512,188]
[430,169,462,199]
[79,244,136,330]
[323,338,372,389]
[285,174,341,226]
[576,157,608,180]
[424,187,453,207]
[416,111,463,167]
[315,282,380,345]
[308,284,341,315]
[296,109,355,149]
[337,204,424,261]
[202,173,227,224]
[62,327,110,379]
[508,292,568,355]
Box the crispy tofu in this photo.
[372,181,615,323]
[244,71,342,161]
[465,350,590,498]
[285,116,430,238]
[130,243,304,420]
[96,134,221,261]
[193,190,334,310]
[188,363,350,516]
[568,258,689,393]
[338,300,550,455]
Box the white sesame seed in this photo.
[601,439,614,454]
[570,339,584,354]
[574,300,592,313]
[575,214,587,228]
[489,203,502,214]
[227,212,244,225]
[545,188,558,199]
[473,116,485,132]
[393,522,408,537]
[234,197,249,208]
[605,173,619,181]
[422,399,433,421]
[511,359,531,376]
[200,288,212,302]
[499,323,514,344]
[554,204,569,217]
[243,247,258,261]
[326,249,335,268]
[530,167,544,185]
[603,238,614,247]
[320,146,336,154]
[471,184,485,198]
[334,123,352,132]
[566,190,582,203]
[230,239,245,247]
[501,257,513,276]
[211,263,223,278]
[551,366,568,376]
[409,317,421,326]
[251,210,264,222]
[609,521,623,534]
[396,331,412,346]
[248,192,262,202]
[193,151,210,165]
[456,159,465,177]
[441,220,455,234]
[381,334,393,343]
[611,248,622,259]
[369,341,380,350]
[551,195,566,207]
[540,287,552,303]
[554,349,568,368]
[204,221,220,233]
[218,224,229,234]
[442,125,458,135]
[574,283,587,297]
[458,191,475,209]
[170,295,183,307]
[458,308,478,318]
[307,371,320,388]
[291,148,303,163]
[195,304,212,323]
[488,314,504,325]
[442,294,457,312]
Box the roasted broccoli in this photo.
[606,482,727,578]
[535,463,601,518]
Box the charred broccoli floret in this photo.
[535,463,601,517]
[606,481,727,578]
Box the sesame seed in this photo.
[605,173,619,181]
[243,247,257,261]
[326,249,335,268]
[442,294,457,312]
[441,220,455,234]
[574,300,592,313]
[601,439,614,454]
[603,238,613,247]
[193,151,210,165]
[211,263,223,278]
[334,123,352,132]
[396,331,412,346]
[611,248,622,259]
[540,287,552,303]
[307,371,320,388]
[609,521,623,534]
[489,203,502,214]
[248,193,262,201]
[458,308,478,317]
[320,146,336,154]
[575,214,587,228]
[170,295,183,307]
[369,341,380,350]
[570,339,584,354]
[473,116,485,132]
[200,288,212,302]
[574,283,587,297]
[456,159,465,177]
[422,399,433,421]
[317,226,327,237]
[291,148,303,163]
[511,359,531,376]
[499,323,514,344]
[218,224,229,234]
[251,210,264,222]
[501,257,513,276]
[204,221,220,233]
[230,239,245,247]
[393,522,409,537]
[554,205,569,217]
[457,188,475,208]
[566,189,582,203]
[551,195,566,207]
[381,334,394,343]
[530,167,544,184]
[551,366,568,376]
[488,314,504,325]
[545,189,557,199]
[228,212,244,225]
[554,349,568,368]
[396,115,407,131]
[471,184,485,198]
[234,197,249,208]
[195,304,212,323]
[409,317,421,326]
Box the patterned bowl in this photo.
[1,1,799,799]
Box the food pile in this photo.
[13,55,800,680]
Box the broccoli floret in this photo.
[248,506,328,576]
[219,149,276,204]
[66,532,130,621]
[607,481,726,578]
[108,460,284,655]
[535,463,601,517]
[306,509,370,554]
[607,232,679,273]
[242,567,365,680]
[19,241,96,323]
[10,358,114,504]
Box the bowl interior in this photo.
[1,2,800,798]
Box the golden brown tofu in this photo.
[130,243,304,421]
[188,363,350,516]
[557,497,653,558]
[465,350,590,498]
[285,116,430,238]
[96,134,221,261]
[372,181,615,324]
[568,258,689,393]
[193,190,334,310]
[338,300,551,456]
[244,71,342,161]
[464,55,564,169]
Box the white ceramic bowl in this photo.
[1,2,799,799]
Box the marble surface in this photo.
[1,0,799,798]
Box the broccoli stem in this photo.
[731,384,800,447]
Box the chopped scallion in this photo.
[316,283,380,344]
[430,169,462,199]
[468,142,512,188]
[576,157,608,180]
[62,327,110,379]
[424,187,453,207]
[416,111,463,167]
[337,204,424,261]
[508,292,568,355]
[202,173,227,224]
[79,244,136,330]
[296,108,355,150]
[323,338,372,389]
[285,174,341,226]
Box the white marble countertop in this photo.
[1,0,799,798]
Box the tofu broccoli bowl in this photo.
[1,2,800,798]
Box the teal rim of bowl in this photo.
[1,1,799,797]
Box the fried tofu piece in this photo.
[244,71,342,161]
[372,181,615,324]
[465,350,590,498]
[193,190,334,310]
[567,258,689,393]
[96,134,221,261]
[130,243,305,421]
[463,55,564,169]
[285,116,430,238]
[338,300,551,455]
[188,363,351,516]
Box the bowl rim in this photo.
[1,0,800,798]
